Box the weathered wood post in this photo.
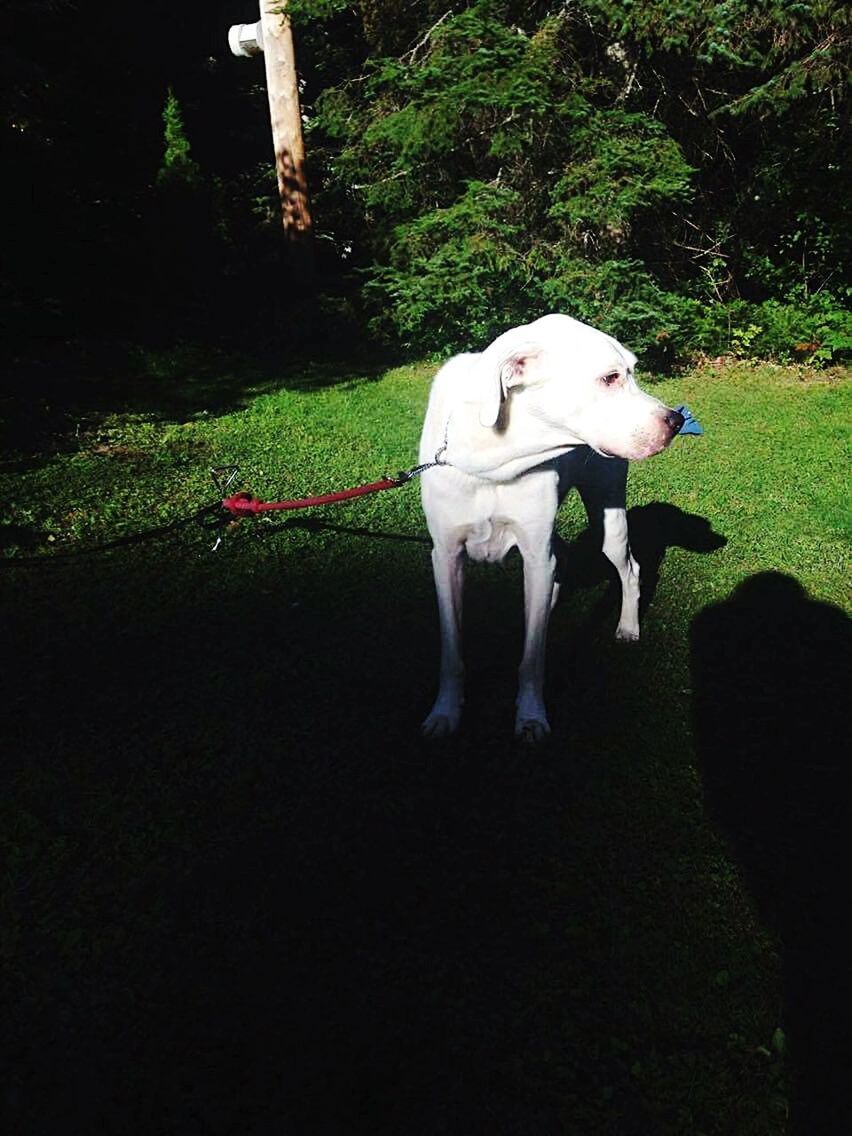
[228,3,314,278]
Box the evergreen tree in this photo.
[293,0,850,362]
[157,87,201,186]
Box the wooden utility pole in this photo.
[258,1,313,246]
[229,3,313,262]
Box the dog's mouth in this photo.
[591,437,664,462]
[594,417,683,461]
[589,442,623,460]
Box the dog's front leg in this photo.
[422,543,466,736]
[516,548,557,742]
[602,506,641,641]
[577,456,641,641]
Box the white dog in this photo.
[419,313,684,742]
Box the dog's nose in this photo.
[664,408,685,434]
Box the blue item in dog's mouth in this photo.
[674,405,703,435]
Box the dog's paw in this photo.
[422,703,462,738]
[514,716,551,745]
[615,625,640,642]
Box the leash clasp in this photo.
[210,465,240,495]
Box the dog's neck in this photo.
[442,400,584,481]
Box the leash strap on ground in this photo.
[221,476,405,517]
[220,448,448,519]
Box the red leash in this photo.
[218,447,449,519]
[221,476,406,518]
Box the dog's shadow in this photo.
[555,500,727,617]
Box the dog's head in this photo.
[476,314,683,462]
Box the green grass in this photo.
[1,356,848,1134]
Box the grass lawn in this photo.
[1,353,849,1134]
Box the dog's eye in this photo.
[601,371,621,387]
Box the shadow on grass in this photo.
[557,501,727,622]
[0,341,396,467]
[1,520,780,1135]
[276,515,432,547]
[691,573,851,1136]
[0,522,49,552]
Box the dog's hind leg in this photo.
[422,543,466,736]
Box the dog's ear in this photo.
[478,343,542,428]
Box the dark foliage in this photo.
[1,1,849,362]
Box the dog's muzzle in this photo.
[664,408,685,435]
